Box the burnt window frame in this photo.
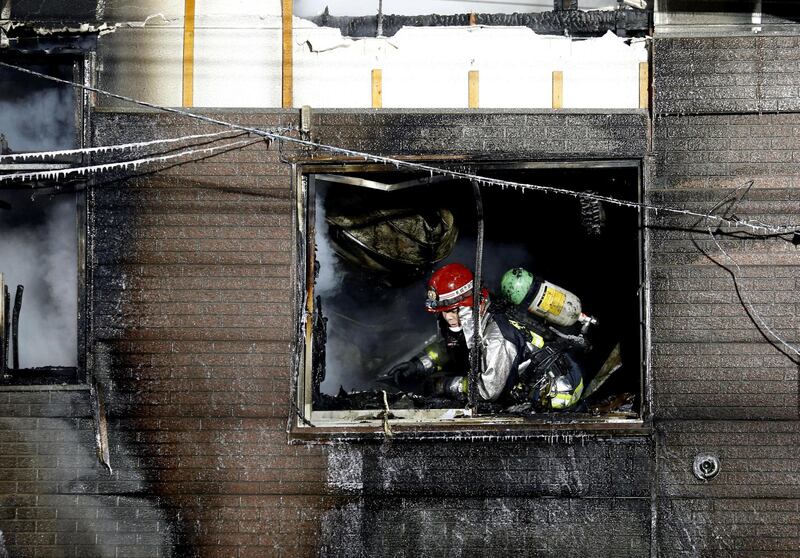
[0,50,94,387]
[289,159,649,441]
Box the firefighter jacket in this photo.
[415,300,583,409]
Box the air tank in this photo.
[500,267,596,330]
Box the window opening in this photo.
[297,162,643,429]
[0,56,84,385]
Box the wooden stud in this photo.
[181,0,195,107]
[468,70,479,109]
[639,61,649,109]
[282,0,293,108]
[371,69,382,108]
[469,12,477,26]
[552,70,563,109]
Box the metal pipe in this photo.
[11,285,22,370]
[2,284,8,374]
[468,180,485,413]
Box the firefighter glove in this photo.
[388,358,425,386]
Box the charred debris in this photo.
[311,5,651,39]
[0,278,78,385]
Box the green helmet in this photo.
[500,268,534,305]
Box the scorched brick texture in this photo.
[86,109,654,558]
[0,65,797,556]
[651,35,800,557]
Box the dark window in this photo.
[0,56,85,385]
[295,162,644,432]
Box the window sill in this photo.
[0,384,89,392]
[288,412,649,444]
[0,368,85,389]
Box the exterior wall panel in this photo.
[2,28,799,554]
[652,34,800,557]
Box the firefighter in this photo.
[387,263,584,410]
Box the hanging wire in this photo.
[0,130,244,162]
[1,61,799,236]
[0,137,261,186]
[690,183,800,363]
[468,180,485,411]
[706,229,800,360]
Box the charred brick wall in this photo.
[2,73,795,556]
[652,35,800,556]
[0,109,659,558]
[310,110,652,556]
[0,389,171,557]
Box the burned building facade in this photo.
[1,1,799,556]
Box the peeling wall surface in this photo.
[2,4,800,558]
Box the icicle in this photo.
[0,138,255,185]
[0,130,236,163]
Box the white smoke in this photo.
[313,180,536,395]
[0,65,78,368]
[0,87,74,151]
[0,193,78,367]
[313,183,342,298]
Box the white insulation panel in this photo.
[97,0,647,109]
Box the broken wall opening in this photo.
[0,54,86,385]
[297,161,644,429]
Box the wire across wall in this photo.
[0,61,798,360]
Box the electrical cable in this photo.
[707,228,800,360]
[469,179,485,410]
[0,130,244,162]
[1,61,799,235]
[690,184,800,363]
[0,61,297,143]
[0,137,261,185]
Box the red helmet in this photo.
[425,263,487,313]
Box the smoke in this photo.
[0,191,78,367]
[0,62,78,368]
[314,180,535,395]
[0,76,75,152]
[313,185,343,298]
[314,182,438,394]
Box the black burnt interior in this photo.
[310,164,642,417]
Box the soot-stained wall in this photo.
[304,111,650,557]
[651,35,800,556]
[10,109,646,558]
[0,44,798,555]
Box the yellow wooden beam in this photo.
[282,0,293,108]
[468,70,479,109]
[552,71,563,109]
[639,61,649,109]
[181,0,195,107]
[371,69,382,108]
